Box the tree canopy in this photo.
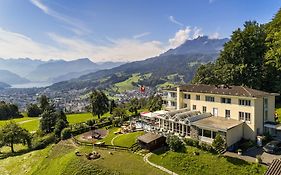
[90,90,109,119]
[192,14,281,94]
[0,101,20,120]
[0,122,31,153]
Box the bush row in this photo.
[184,138,216,153]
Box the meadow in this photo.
[0,112,110,132]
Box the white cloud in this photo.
[0,28,165,62]
[193,27,203,39]
[169,16,184,26]
[168,26,204,48]
[0,26,206,62]
[209,32,220,39]
[133,32,151,39]
[30,0,90,35]
[169,27,192,48]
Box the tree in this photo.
[128,98,140,115]
[212,134,226,152]
[0,102,20,120]
[148,95,163,112]
[109,100,117,114]
[27,104,42,117]
[38,95,54,112]
[0,122,31,153]
[193,21,267,90]
[166,135,184,152]
[90,90,109,119]
[112,107,127,119]
[39,110,57,134]
[54,110,68,137]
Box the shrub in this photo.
[212,134,226,152]
[184,138,194,146]
[192,139,200,148]
[166,135,184,152]
[200,142,214,152]
[32,133,56,150]
[61,128,72,140]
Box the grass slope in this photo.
[113,131,144,147]
[0,141,165,175]
[0,112,110,132]
[114,73,141,93]
[149,147,266,175]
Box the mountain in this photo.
[0,70,30,85]
[0,82,11,89]
[162,36,229,56]
[26,58,100,82]
[49,37,229,91]
[0,58,45,76]
[96,62,126,69]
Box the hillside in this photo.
[0,58,45,76]
[0,69,30,85]
[0,82,11,89]
[26,58,99,82]
[49,37,228,91]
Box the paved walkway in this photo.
[111,134,122,145]
[224,151,256,163]
[18,117,40,124]
[143,153,178,175]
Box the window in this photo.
[265,110,268,121]
[202,106,207,113]
[171,101,176,106]
[225,110,230,118]
[169,92,176,98]
[184,103,188,108]
[203,130,212,138]
[192,105,196,110]
[221,97,231,104]
[239,99,251,106]
[196,95,200,100]
[239,112,251,122]
[245,113,251,122]
[205,96,215,102]
[264,98,268,109]
[239,112,244,121]
[184,94,190,99]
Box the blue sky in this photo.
[0,0,280,62]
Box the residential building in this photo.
[159,84,279,148]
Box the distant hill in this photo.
[49,37,228,91]
[0,70,30,85]
[26,58,100,82]
[0,82,11,89]
[0,58,45,76]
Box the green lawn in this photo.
[149,147,266,175]
[99,127,120,145]
[0,112,111,132]
[0,141,165,175]
[113,131,144,147]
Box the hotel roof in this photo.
[164,84,278,98]
[192,116,244,132]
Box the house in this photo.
[142,84,279,149]
[137,132,166,151]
